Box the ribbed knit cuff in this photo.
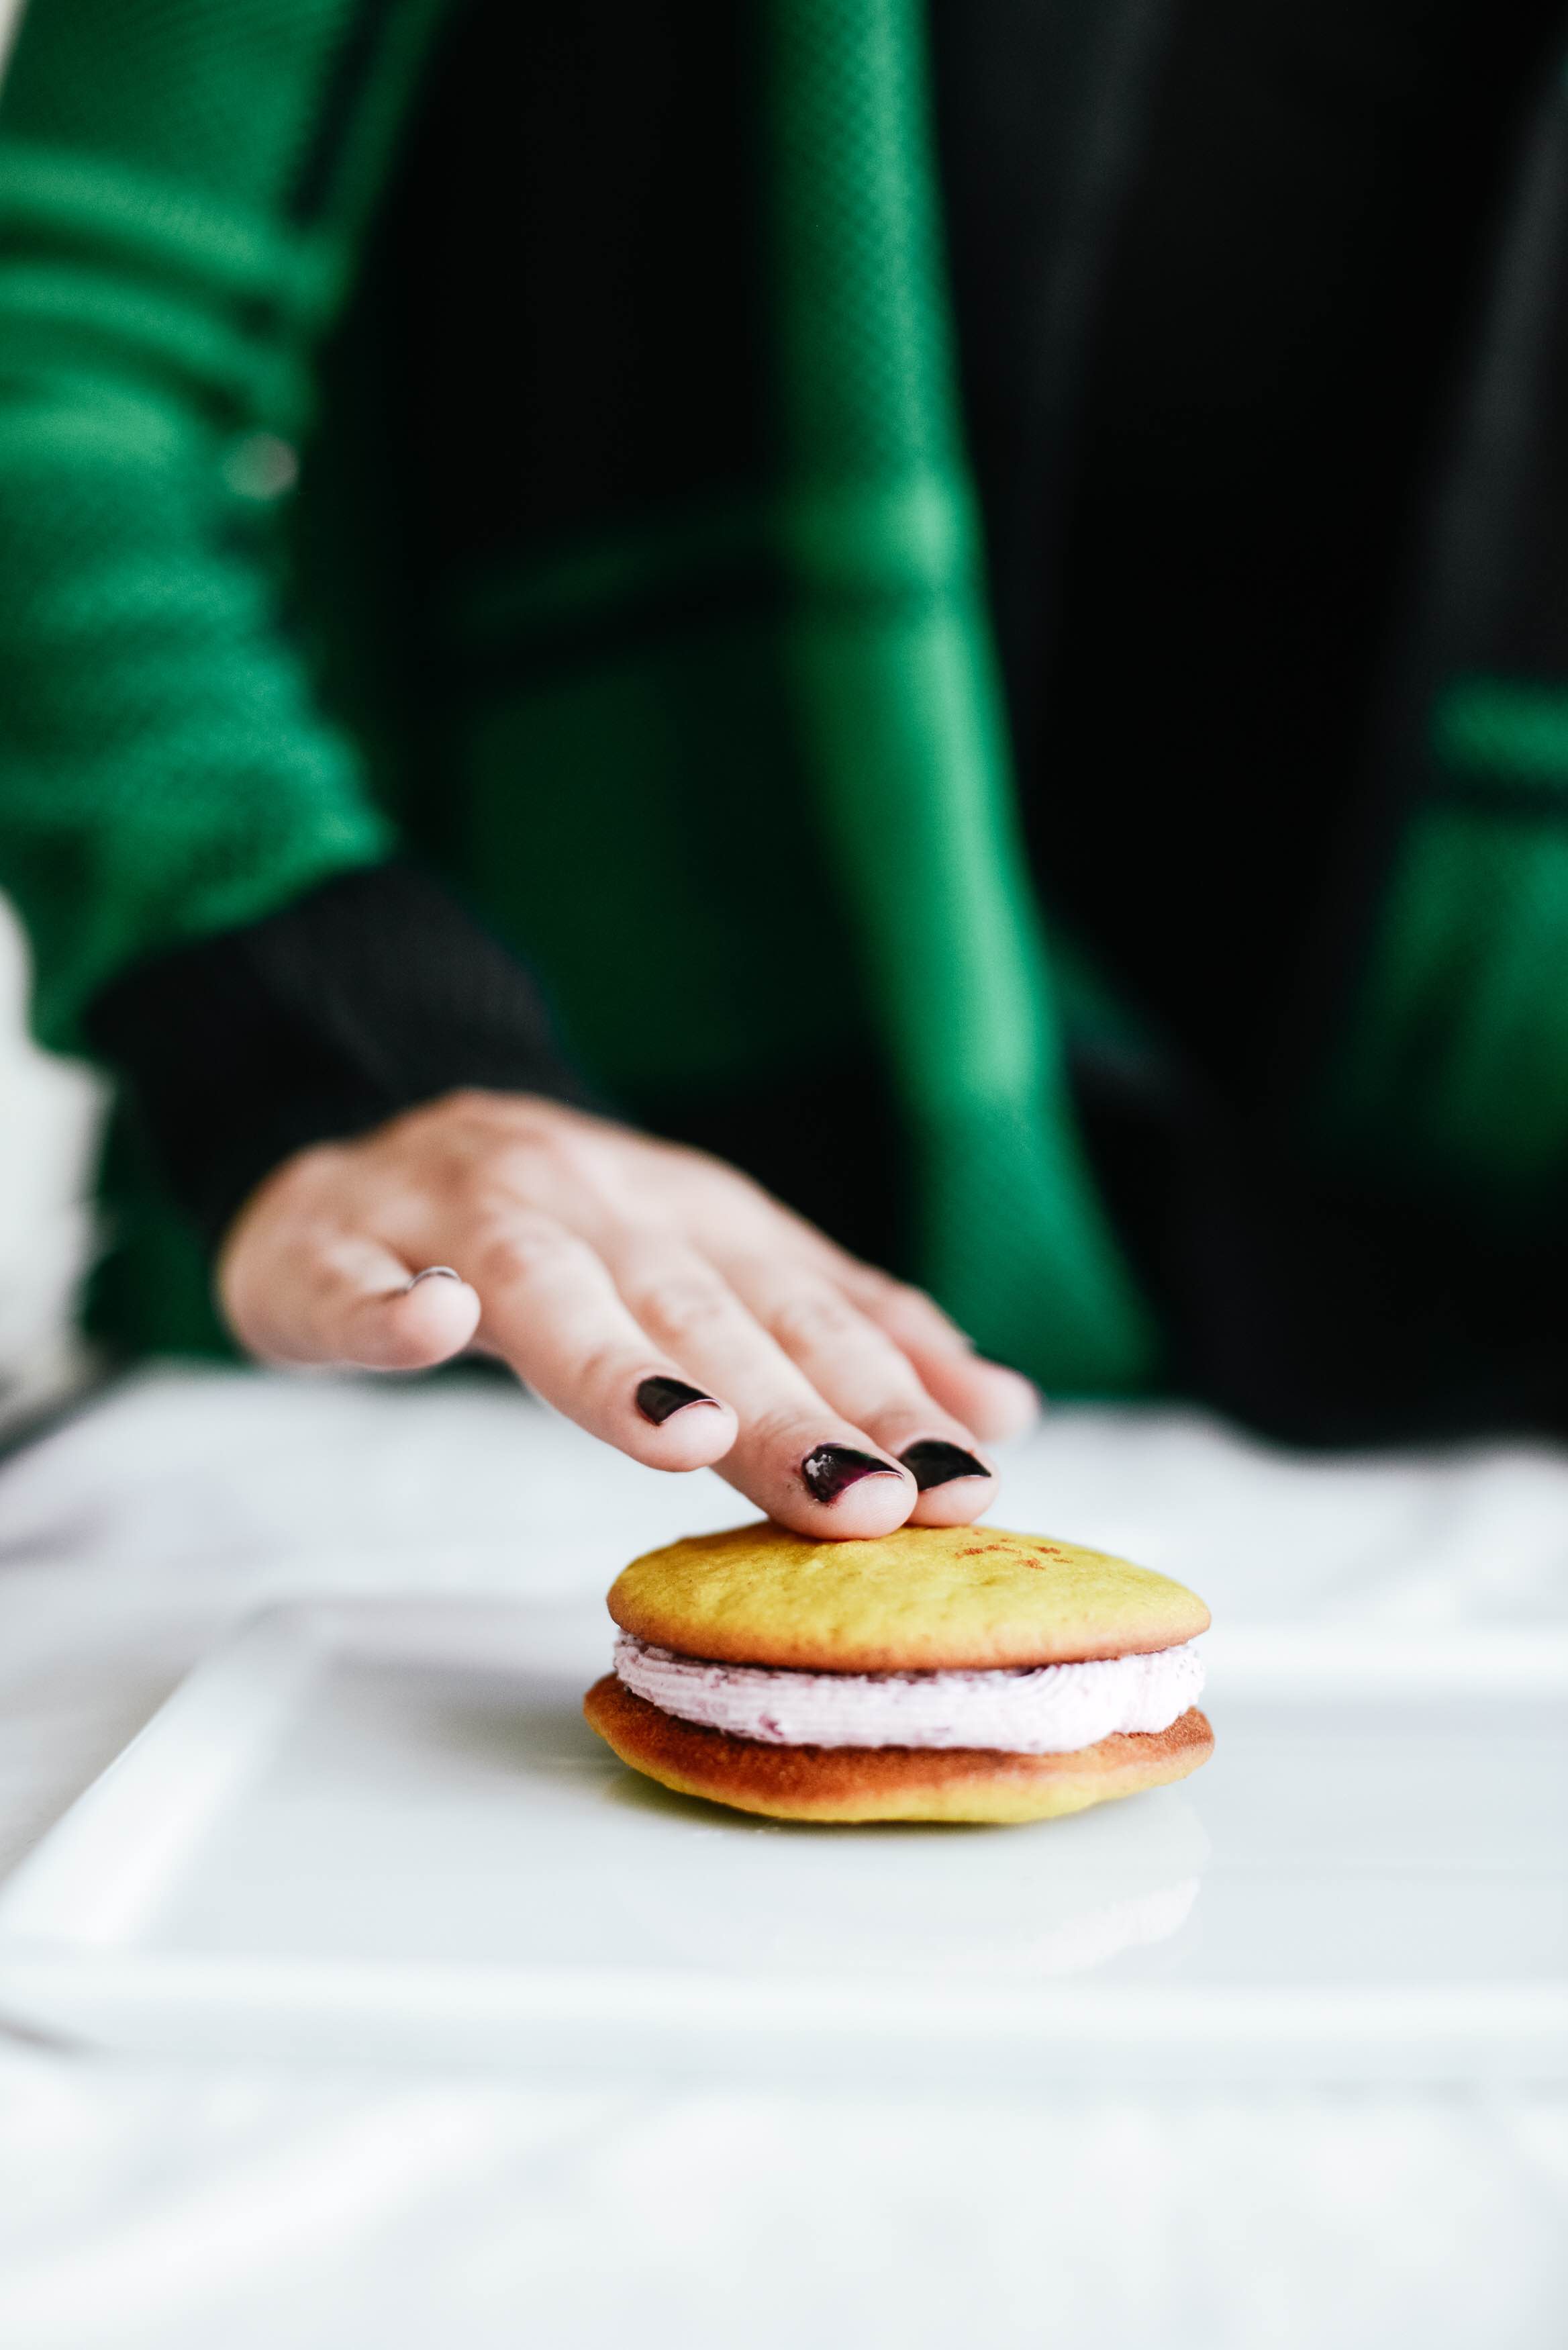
[85,862,598,1252]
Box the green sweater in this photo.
[2,0,1567,1392]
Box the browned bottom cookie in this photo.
[584,1675,1214,1824]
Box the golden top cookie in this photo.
[606,1521,1209,1673]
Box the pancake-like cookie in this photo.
[585,1675,1215,1824]
[607,1521,1208,1673]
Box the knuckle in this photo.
[479,1127,610,1207]
[470,1217,577,1289]
[861,1270,924,1313]
[628,1272,733,1342]
[439,1086,506,1122]
[532,1112,595,1164]
[768,1288,864,1356]
[382,1123,487,1205]
[397,1092,524,1167]
[381,1096,467,1156]
[431,1086,530,1137]
[689,1149,761,1201]
[475,1140,553,1200]
[865,1272,950,1333]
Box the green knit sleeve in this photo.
[0,0,437,1049]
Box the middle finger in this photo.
[720,1254,997,1526]
[611,1236,916,1537]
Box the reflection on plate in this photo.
[601,1769,1210,1981]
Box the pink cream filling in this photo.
[612,1632,1205,1754]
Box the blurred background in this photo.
[0,0,100,1431]
[0,890,102,1436]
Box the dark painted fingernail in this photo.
[801,1444,906,1505]
[899,1439,990,1490]
[636,1375,722,1426]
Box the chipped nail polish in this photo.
[899,1439,990,1491]
[801,1443,905,1505]
[636,1375,721,1426]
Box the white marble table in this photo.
[0,1364,1563,2347]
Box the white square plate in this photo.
[0,1600,1562,2085]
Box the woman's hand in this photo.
[217,1091,1037,1536]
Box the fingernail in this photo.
[899,1439,991,1490]
[636,1375,722,1426]
[405,1265,463,1292]
[801,1443,906,1505]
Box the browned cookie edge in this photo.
[583,1675,1213,1824]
